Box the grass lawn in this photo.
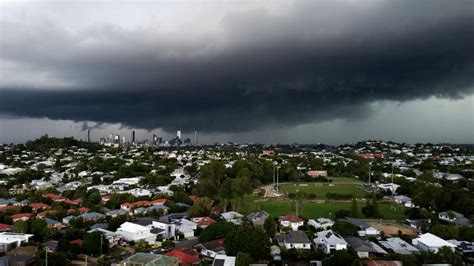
[242,195,406,220]
[279,182,367,199]
[253,199,405,220]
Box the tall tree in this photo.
[225,227,271,261]
[351,198,358,217]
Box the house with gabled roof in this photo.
[314,229,348,254]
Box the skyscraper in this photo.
[132,130,136,143]
[177,130,181,140]
[194,130,197,146]
[87,129,90,142]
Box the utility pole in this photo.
[391,163,394,196]
[45,248,48,266]
[273,164,275,188]
[368,162,371,186]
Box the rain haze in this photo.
[1,0,473,144]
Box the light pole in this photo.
[276,165,280,194]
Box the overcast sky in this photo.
[0,0,473,144]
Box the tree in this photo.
[362,194,381,218]
[236,252,252,266]
[162,240,175,250]
[188,197,213,217]
[84,231,107,256]
[108,215,128,231]
[12,220,29,233]
[431,224,459,240]
[96,255,111,266]
[323,249,358,266]
[332,221,359,237]
[351,198,358,217]
[199,221,235,243]
[134,240,151,253]
[31,219,50,242]
[225,227,271,261]
[437,246,463,266]
[263,216,276,238]
[85,189,101,207]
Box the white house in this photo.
[358,226,380,237]
[393,195,414,208]
[220,211,244,226]
[151,220,177,240]
[279,215,304,231]
[308,218,334,230]
[212,254,236,266]
[0,232,34,253]
[438,211,470,226]
[175,218,198,238]
[281,231,312,250]
[116,222,157,244]
[412,233,456,253]
[314,230,348,254]
[195,239,226,258]
[377,183,400,193]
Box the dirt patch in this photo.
[367,221,418,236]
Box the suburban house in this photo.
[345,237,388,258]
[212,254,236,266]
[393,195,414,208]
[165,247,200,265]
[277,231,312,250]
[173,218,197,238]
[379,237,419,255]
[438,211,470,226]
[0,233,34,253]
[246,211,270,226]
[279,215,304,231]
[11,213,32,223]
[447,240,474,257]
[314,230,348,254]
[134,217,177,240]
[220,211,244,226]
[308,218,334,230]
[412,233,456,253]
[192,217,216,229]
[195,239,226,258]
[116,222,157,244]
[358,226,380,237]
[87,228,123,247]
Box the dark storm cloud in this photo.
[0,1,473,133]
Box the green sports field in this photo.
[279,177,367,199]
[247,198,406,220]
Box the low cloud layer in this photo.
[1,1,473,133]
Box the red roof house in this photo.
[42,194,65,202]
[165,247,200,265]
[11,213,32,222]
[30,203,51,211]
[151,199,167,205]
[0,223,11,231]
[37,210,58,219]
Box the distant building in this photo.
[307,170,328,178]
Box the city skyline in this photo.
[1,1,473,144]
